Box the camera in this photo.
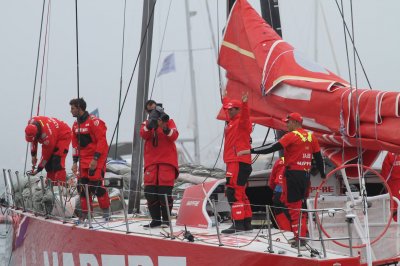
[148,103,169,129]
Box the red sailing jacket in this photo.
[223,98,252,164]
[381,152,400,182]
[269,157,285,190]
[72,112,108,168]
[278,128,320,171]
[29,116,71,169]
[140,119,179,173]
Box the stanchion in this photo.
[7,170,16,208]
[212,199,223,246]
[84,184,93,229]
[164,194,175,239]
[120,188,130,233]
[346,213,356,257]
[266,205,274,253]
[39,176,49,218]
[57,181,66,223]
[316,211,327,258]
[2,169,10,207]
[15,171,26,211]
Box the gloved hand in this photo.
[163,127,171,135]
[32,155,37,166]
[71,162,78,176]
[321,173,326,179]
[146,120,156,130]
[89,168,96,176]
[27,167,42,176]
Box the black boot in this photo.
[143,220,162,228]
[221,220,245,234]
[144,202,162,229]
[244,217,253,231]
[102,208,111,221]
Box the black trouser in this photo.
[144,185,173,222]
[285,170,310,203]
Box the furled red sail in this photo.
[218,0,400,168]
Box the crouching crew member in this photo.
[25,116,71,182]
[269,157,291,231]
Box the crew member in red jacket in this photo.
[70,98,110,220]
[25,116,71,182]
[269,157,308,237]
[269,157,291,231]
[221,92,253,234]
[238,112,326,249]
[140,100,179,228]
[381,152,400,221]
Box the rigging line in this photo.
[43,2,53,116]
[149,0,172,100]
[349,0,363,168]
[115,0,128,159]
[29,0,47,119]
[348,0,365,202]
[211,133,224,171]
[74,0,83,177]
[216,0,224,99]
[24,0,47,176]
[74,0,80,98]
[204,0,225,93]
[207,0,225,170]
[36,0,52,116]
[199,132,223,151]
[334,0,372,90]
[107,0,158,153]
[338,0,353,165]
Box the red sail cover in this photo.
[218,0,400,170]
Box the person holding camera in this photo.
[140,100,179,228]
[69,98,110,221]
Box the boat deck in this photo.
[22,209,354,261]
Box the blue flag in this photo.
[90,108,99,117]
[158,53,176,77]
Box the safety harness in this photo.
[293,130,312,142]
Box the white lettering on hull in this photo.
[80,254,99,266]
[102,255,125,265]
[43,252,187,266]
[44,252,74,266]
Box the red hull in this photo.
[9,212,360,266]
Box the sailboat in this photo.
[2,0,400,265]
